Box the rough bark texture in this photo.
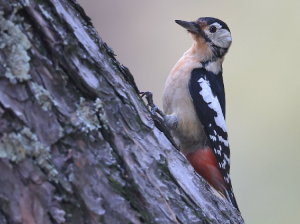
[0,0,244,223]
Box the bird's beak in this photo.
[175,20,200,34]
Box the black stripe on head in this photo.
[211,44,229,58]
[198,17,230,32]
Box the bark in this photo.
[0,0,244,223]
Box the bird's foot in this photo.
[140,91,179,150]
[140,91,165,120]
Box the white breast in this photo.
[162,54,207,152]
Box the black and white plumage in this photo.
[162,17,240,211]
[189,67,238,210]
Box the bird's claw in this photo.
[139,91,165,120]
[139,91,150,98]
[139,91,179,150]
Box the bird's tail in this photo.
[225,187,240,212]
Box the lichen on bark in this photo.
[0,10,31,82]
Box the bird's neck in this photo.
[185,41,224,75]
[186,41,213,62]
[202,58,224,75]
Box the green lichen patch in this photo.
[0,11,31,83]
[0,130,27,162]
[76,97,101,132]
[0,127,58,179]
[30,82,57,111]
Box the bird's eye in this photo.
[209,26,217,33]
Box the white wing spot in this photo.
[224,154,230,165]
[221,158,227,169]
[198,78,227,132]
[215,145,222,156]
[224,173,230,183]
[210,135,217,141]
[218,135,229,147]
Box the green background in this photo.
[77,0,300,223]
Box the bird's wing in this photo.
[188,67,239,210]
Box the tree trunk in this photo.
[0,0,244,223]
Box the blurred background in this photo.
[77,0,300,223]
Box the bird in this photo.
[162,17,239,211]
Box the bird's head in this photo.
[175,17,232,59]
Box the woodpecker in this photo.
[162,17,239,211]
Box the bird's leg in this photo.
[140,91,165,118]
[140,91,178,130]
[140,91,179,150]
